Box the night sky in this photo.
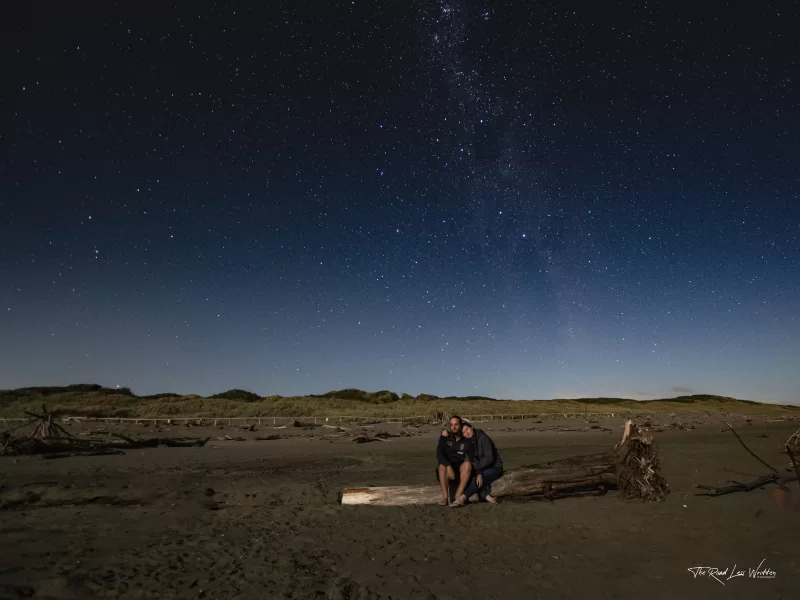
[2,1,798,403]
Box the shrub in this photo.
[140,393,183,400]
[210,389,262,402]
[370,390,400,404]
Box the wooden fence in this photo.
[0,412,625,427]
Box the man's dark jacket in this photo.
[436,433,473,467]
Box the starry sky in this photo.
[2,1,798,403]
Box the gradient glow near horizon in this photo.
[1,2,798,403]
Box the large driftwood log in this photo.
[341,420,668,505]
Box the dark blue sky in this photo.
[2,1,798,402]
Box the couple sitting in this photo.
[436,415,503,507]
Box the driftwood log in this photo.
[341,420,668,505]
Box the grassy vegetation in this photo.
[0,384,798,419]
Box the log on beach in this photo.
[341,420,668,505]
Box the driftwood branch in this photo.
[695,474,800,497]
[785,444,800,490]
[725,423,779,474]
[697,425,799,497]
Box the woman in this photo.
[449,421,503,507]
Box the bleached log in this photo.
[341,456,617,506]
[341,485,448,506]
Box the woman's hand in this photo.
[441,430,448,437]
[476,474,483,488]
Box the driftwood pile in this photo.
[341,420,669,505]
[1,407,208,458]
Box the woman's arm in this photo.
[472,435,495,473]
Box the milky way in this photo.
[1,1,798,402]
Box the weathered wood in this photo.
[341,421,667,505]
[340,459,618,506]
[786,428,800,452]
[41,449,126,459]
[725,423,779,474]
[2,410,209,456]
[342,485,447,506]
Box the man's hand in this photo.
[476,474,483,488]
[441,430,448,437]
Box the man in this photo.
[435,415,473,505]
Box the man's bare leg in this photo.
[450,462,472,505]
[438,465,455,505]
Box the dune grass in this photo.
[0,384,798,419]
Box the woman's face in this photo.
[462,424,474,438]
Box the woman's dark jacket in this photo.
[472,428,503,474]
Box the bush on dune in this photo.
[209,389,262,402]
[316,389,400,403]
[139,392,184,400]
[416,394,439,402]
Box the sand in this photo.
[0,417,798,599]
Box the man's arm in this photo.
[436,434,451,466]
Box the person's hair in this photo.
[462,421,473,430]
[450,415,463,425]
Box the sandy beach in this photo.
[1,417,798,599]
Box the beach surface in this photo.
[1,416,798,599]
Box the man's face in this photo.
[449,418,462,435]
